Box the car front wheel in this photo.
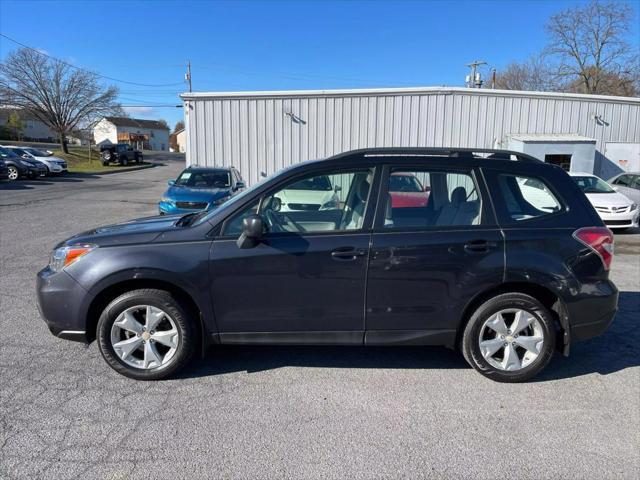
[462,293,556,382]
[97,289,197,380]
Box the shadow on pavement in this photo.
[179,292,639,381]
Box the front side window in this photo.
[222,168,375,236]
[383,168,481,228]
[498,175,562,222]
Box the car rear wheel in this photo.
[97,289,197,380]
[121,156,129,166]
[462,293,556,382]
[7,165,19,180]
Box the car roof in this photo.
[185,165,232,171]
[568,172,598,177]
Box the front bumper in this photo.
[36,267,90,342]
[597,210,639,229]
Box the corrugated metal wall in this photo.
[183,88,640,185]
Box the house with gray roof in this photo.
[93,116,170,151]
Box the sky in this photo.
[1,0,638,129]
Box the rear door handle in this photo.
[464,240,497,254]
[331,247,367,261]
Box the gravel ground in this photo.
[1,155,638,479]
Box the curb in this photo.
[68,163,157,176]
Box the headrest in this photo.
[451,187,467,206]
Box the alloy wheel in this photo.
[110,305,180,370]
[478,308,545,371]
[8,166,18,180]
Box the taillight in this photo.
[573,227,614,270]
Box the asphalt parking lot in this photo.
[1,154,639,479]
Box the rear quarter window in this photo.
[496,174,563,223]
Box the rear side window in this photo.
[382,168,482,229]
[497,175,562,222]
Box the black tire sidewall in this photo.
[463,293,556,383]
[97,289,196,380]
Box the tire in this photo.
[102,150,112,162]
[102,161,109,167]
[121,156,129,166]
[97,289,197,380]
[7,165,19,181]
[462,293,556,383]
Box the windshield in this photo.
[572,176,615,194]
[24,148,49,156]
[174,170,231,188]
[286,175,332,191]
[389,174,423,192]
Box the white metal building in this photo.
[180,87,640,185]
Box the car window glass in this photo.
[223,200,260,236]
[571,175,615,193]
[632,175,640,190]
[498,175,561,222]
[222,168,375,236]
[613,175,632,186]
[383,169,480,229]
[175,170,230,188]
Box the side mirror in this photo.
[236,214,265,249]
[167,180,175,186]
[334,185,342,193]
[235,181,246,190]
[22,154,30,158]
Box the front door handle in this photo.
[464,240,497,254]
[331,247,367,261]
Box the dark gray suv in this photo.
[37,148,618,382]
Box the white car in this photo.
[274,175,340,212]
[569,172,639,230]
[4,146,67,174]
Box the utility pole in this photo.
[185,60,192,92]
[465,60,487,88]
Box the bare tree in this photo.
[494,56,552,91]
[545,0,639,95]
[173,120,185,133]
[0,48,122,153]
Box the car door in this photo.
[365,164,504,346]
[208,165,379,344]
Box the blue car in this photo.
[159,166,245,215]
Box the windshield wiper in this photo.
[176,211,209,227]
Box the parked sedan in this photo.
[608,172,640,204]
[4,146,68,174]
[570,172,639,229]
[159,166,245,215]
[0,146,47,180]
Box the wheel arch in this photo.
[86,278,207,350]
[456,282,570,355]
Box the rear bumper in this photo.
[567,280,618,344]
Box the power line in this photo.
[120,104,182,108]
[0,32,185,88]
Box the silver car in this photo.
[608,172,640,204]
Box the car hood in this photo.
[584,191,633,207]
[35,155,65,163]
[60,214,184,247]
[164,185,230,203]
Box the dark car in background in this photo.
[100,143,143,166]
[159,166,245,215]
[0,146,47,180]
[37,147,617,382]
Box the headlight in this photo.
[161,197,174,204]
[49,244,97,272]
[631,203,638,211]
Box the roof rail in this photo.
[331,147,541,163]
